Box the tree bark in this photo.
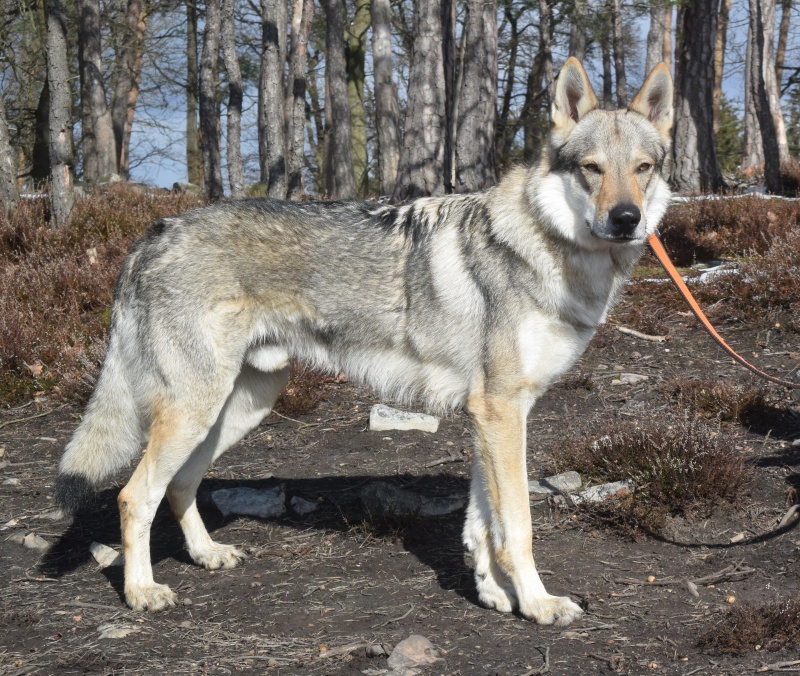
[45,0,74,226]
[186,1,202,186]
[200,0,223,200]
[538,0,554,102]
[776,0,791,89]
[742,17,764,174]
[568,0,587,60]
[496,1,520,167]
[346,0,370,194]
[610,0,626,107]
[645,0,668,75]
[260,0,288,197]
[0,95,19,207]
[371,0,399,196]
[672,0,723,194]
[441,0,456,192]
[601,15,613,109]
[78,0,117,183]
[454,0,497,192]
[221,0,244,198]
[31,83,51,188]
[324,0,356,198]
[111,0,148,179]
[748,0,782,192]
[285,0,313,199]
[662,2,672,68]
[392,0,446,200]
[759,0,790,164]
[712,0,730,136]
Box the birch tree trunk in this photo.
[371,0,399,196]
[45,0,74,226]
[0,95,19,208]
[672,0,723,194]
[78,0,117,183]
[324,0,356,198]
[285,0,313,199]
[759,0,790,164]
[748,0,782,192]
[610,0,626,107]
[260,0,287,198]
[346,0,370,194]
[221,0,244,198]
[742,22,764,174]
[776,0,791,89]
[645,0,668,75]
[568,0,587,60]
[712,0,730,136]
[454,0,497,192]
[662,4,672,68]
[186,1,203,186]
[111,0,147,179]
[200,0,223,200]
[392,0,446,200]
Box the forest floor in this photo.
[1,297,799,675]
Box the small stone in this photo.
[97,622,141,639]
[366,644,388,658]
[3,478,20,486]
[211,485,286,519]
[369,405,439,433]
[89,541,122,568]
[554,480,633,507]
[387,635,441,670]
[22,533,50,552]
[726,595,736,604]
[647,575,656,583]
[529,471,582,495]
[611,373,649,386]
[729,532,746,544]
[182,598,193,607]
[290,496,318,515]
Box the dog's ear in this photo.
[629,62,673,140]
[551,57,599,133]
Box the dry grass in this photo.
[663,377,770,425]
[0,187,202,405]
[553,415,751,534]
[699,596,800,655]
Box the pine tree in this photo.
[716,94,744,174]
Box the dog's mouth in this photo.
[585,220,641,243]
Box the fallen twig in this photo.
[757,660,800,672]
[424,452,464,468]
[777,504,800,530]
[318,642,367,659]
[614,560,755,588]
[373,603,415,628]
[520,646,550,675]
[0,410,52,431]
[615,325,668,342]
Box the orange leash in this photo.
[647,231,798,389]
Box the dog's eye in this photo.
[638,162,652,173]
[582,163,601,174]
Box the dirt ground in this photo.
[1,308,799,675]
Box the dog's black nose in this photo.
[608,203,641,236]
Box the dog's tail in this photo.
[55,334,143,515]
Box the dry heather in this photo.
[663,377,770,425]
[0,187,202,404]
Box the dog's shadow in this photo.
[39,473,478,608]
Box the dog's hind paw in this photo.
[192,543,246,571]
[521,594,584,626]
[125,583,177,612]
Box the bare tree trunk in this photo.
[776,0,791,89]
[371,0,399,196]
[454,0,497,192]
[285,0,313,199]
[662,3,672,68]
[522,49,546,161]
[31,83,50,188]
[441,0,456,192]
[221,0,244,198]
[672,0,723,194]
[742,19,764,174]
[712,0,730,136]
[78,0,117,183]
[759,0,790,164]
[539,0,554,102]
[346,0,370,194]
[748,0,782,192]
[601,16,613,109]
[0,95,18,207]
[259,0,287,198]
[497,1,520,167]
[324,0,356,198]
[111,0,147,179]
[186,1,202,186]
[45,0,74,226]
[200,0,223,200]
[645,0,668,75]
[610,0,626,107]
[569,0,587,60]
[392,0,446,200]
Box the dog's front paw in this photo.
[520,594,584,626]
[125,583,177,612]
[192,543,246,570]
[476,572,516,614]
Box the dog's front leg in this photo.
[465,393,583,626]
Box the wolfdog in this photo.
[56,58,673,626]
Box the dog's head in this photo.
[536,58,673,248]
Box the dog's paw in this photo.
[520,594,584,626]
[476,572,516,614]
[125,583,177,612]
[193,543,246,570]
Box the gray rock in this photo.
[90,541,123,568]
[554,480,634,507]
[22,533,51,552]
[369,405,439,433]
[529,471,582,495]
[360,482,465,520]
[212,485,286,519]
[387,635,441,670]
[612,373,649,386]
[97,622,141,639]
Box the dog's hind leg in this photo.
[466,392,584,626]
[166,364,289,571]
